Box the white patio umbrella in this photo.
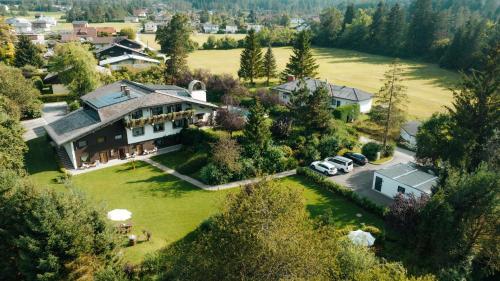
[348,230,376,246]
[107,209,132,221]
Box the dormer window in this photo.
[131,110,143,119]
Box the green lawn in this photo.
[187,47,460,119]
[139,33,247,50]
[278,175,384,229]
[24,137,65,191]
[71,161,231,263]
[151,149,207,180]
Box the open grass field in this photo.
[187,47,460,118]
[138,33,247,50]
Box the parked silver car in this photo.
[324,156,354,173]
[310,161,338,176]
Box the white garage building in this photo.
[372,163,438,199]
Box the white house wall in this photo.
[400,129,417,147]
[277,91,372,113]
[358,99,372,113]
[372,172,426,199]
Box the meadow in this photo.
[187,47,460,118]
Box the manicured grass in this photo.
[187,47,460,118]
[139,33,247,50]
[151,149,201,170]
[71,161,231,263]
[24,137,65,191]
[278,175,384,229]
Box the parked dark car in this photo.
[343,152,368,166]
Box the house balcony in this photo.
[124,109,195,128]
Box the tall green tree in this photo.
[382,3,405,55]
[49,42,100,97]
[446,45,499,171]
[407,0,437,56]
[0,18,15,65]
[415,165,499,277]
[0,98,26,174]
[369,1,386,51]
[0,170,120,280]
[303,85,332,133]
[14,35,43,68]
[317,7,343,46]
[238,29,263,84]
[0,63,41,118]
[415,113,452,167]
[282,30,318,79]
[243,99,271,152]
[371,59,408,148]
[263,44,277,85]
[156,13,193,84]
[342,3,355,31]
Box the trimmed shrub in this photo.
[39,93,74,103]
[332,104,360,123]
[176,154,208,175]
[318,134,341,158]
[68,100,80,112]
[199,163,232,185]
[382,143,396,157]
[361,142,381,161]
[297,167,387,217]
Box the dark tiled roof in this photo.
[272,77,373,102]
[95,43,147,56]
[45,80,217,145]
[402,121,422,137]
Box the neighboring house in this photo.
[99,54,160,70]
[372,163,438,199]
[96,26,116,36]
[144,21,157,33]
[31,18,52,32]
[124,16,139,23]
[202,23,219,33]
[44,80,217,169]
[400,120,422,148]
[133,9,148,17]
[90,36,124,49]
[246,24,262,32]
[21,33,45,44]
[95,43,148,59]
[11,18,32,33]
[72,21,88,29]
[272,77,374,113]
[114,37,143,50]
[225,25,238,33]
[290,18,304,27]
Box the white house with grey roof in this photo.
[400,120,422,148]
[272,77,374,113]
[45,80,217,169]
[372,163,438,199]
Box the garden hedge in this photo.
[297,167,388,218]
[39,93,76,103]
[332,104,360,123]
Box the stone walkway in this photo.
[143,158,296,191]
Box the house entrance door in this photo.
[99,151,108,163]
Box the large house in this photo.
[99,54,160,70]
[272,77,374,113]
[372,163,438,199]
[95,43,148,59]
[45,80,217,169]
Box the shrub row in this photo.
[296,167,388,218]
[39,93,76,103]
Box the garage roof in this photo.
[376,163,438,194]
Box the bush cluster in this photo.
[332,104,360,123]
[361,142,381,161]
[297,167,388,217]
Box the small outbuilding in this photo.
[372,163,438,199]
[400,120,422,149]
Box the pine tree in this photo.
[342,4,355,31]
[238,29,263,84]
[407,0,437,56]
[263,44,277,85]
[372,59,408,148]
[369,1,386,51]
[243,99,271,151]
[14,35,43,67]
[156,13,193,84]
[383,3,405,56]
[282,31,318,80]
[303,85,332,133]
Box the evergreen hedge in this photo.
[297,167,388,218]
[332,104,360,122]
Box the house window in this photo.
[151,106,163,116]
[336,100,341,107]
[97,137,106,143]
[374,176,383,192]
[175,104,182,112]
[114,134,122,140]
[131,110,143,119]
[173,119,185,129]
[397,186,406,194]
[153,123,164,132]
[77,140,87,148]
[132,127,145,136]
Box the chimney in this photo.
[120,84,126,92]
[287,75,295,82]
[125,88,131,98]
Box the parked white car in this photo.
[324,156,354,173]
[310,161,338,176]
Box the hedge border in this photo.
[296,167,388,218]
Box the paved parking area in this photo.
[326,148,415,206]
[22,102,68,141]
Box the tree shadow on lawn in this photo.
[24,137,61,174]
[312,47,459,90]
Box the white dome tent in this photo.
[348,230,376,246]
